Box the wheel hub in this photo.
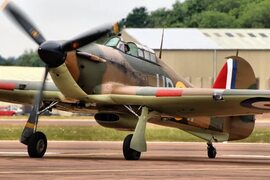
[36,139,45,153]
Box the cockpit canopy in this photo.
[105,37,157,63]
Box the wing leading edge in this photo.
[0,80,63,105]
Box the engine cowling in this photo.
[94,111,138,131]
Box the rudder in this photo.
[213,56,257,89]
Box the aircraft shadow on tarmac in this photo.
[1,154,270,165]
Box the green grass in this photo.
[238,128,270,143]
[0,125,201,141]
[0,125,270,143]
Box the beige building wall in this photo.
[0,66,52,81]
[157,50,270,89]
[159,50,214,88]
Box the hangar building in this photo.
[122,28,270,89]
[1,28,270,90]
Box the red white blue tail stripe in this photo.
[213,58,237,89]
[226,58,237,89]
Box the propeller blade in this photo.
[62,24,116,51]
[32,66,49,120]
[4,2,46,45]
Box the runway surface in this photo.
[0,141,269,179]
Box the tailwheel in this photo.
[27,131,47,158]
[123,134,141,160]
[207,142,217,159]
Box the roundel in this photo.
[241,98,270,110]
[175,81,186,88]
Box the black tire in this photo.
[207,145,217,159]
[123,134,141,160]
[27,131,47,158]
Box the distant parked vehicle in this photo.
[0,105,23,116]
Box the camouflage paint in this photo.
[0,41,264,143]
[48,50,261,142]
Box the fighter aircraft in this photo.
[2,1,270,160]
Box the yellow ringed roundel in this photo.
[175,81,186,88]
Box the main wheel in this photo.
[27,131,47,158]
[123,134,141,160]
[207,143,217,159]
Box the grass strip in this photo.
[0,126,201,141]
[0,126,269,143]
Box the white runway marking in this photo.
[223,154,270,158]
[0,151,58,155]
[0,152,27,155]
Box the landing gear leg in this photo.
[20,105,47,158]
[207,142,217,159]
[122,107,158,160]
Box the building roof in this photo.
[123,28,270,50]
[0,66,52,81]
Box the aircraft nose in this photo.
[38,41,66,68]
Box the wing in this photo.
[0,80,63,105]
[2,79,270,117]
[86,86,270,117]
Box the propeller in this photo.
[4,1,117,67]
[38,23,113,68]
[3,1,117,142]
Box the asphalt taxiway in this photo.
[0,141,269,179]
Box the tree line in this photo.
[124,0,270,28]
[0,50,44,67]
[1,0,270,67]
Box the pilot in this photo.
[124,44,130,53]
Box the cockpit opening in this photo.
[105,37,157,63]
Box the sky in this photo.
[0,0,178,58]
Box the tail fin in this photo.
[213,56,257,89]
[213,56,256,141]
